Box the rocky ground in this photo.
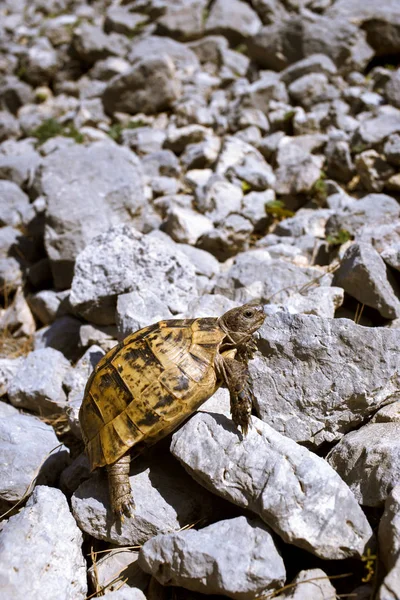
[1,0,400,598]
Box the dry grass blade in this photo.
[354,303,365,325]
[88,545,142,557]
[0,443,63,520]
[0,329,33,359]
[259,572,353,600]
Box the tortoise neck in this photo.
[218,317,251,347]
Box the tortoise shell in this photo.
[80,317,226,470]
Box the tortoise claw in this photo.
[114,494,135,521]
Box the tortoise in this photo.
[79,302,265,517]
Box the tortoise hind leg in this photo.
[107,454,135,519]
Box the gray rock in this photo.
[325,193,400,239]
[250,312,400,445]
[180,135,221,170]
[384,134,400,166]
[7,347,71,415]
[171,413,372,559]
[116,290,173,340]
[0,286,35,338]
[355,106,400,146]
[381,245,400,272]
[371,401,400,423]
[105,6,148,36]
[288,73,339,109]
[242,74,289,110]
[121,127,166,155]
[205,0,262,43]
[142,149,181,178]
[156,0,207,41]
[88,548,149,595]
[37,141,146,289]
[165,124,210,154]
[195,176,243,224]
[0,358,21,397]
[0,110,21,142]
[70,225,198,325]
[176,244,220,279]
[139,516,285,599]
[103,57,181,116]
[163,206,213,244]
[20,37,58,86]
[102,589,147,600]
[284,286,344,318]
[241,189,274,230]
[377,488,400,599]
[41,14,78,47]
[0,75,34,115]
[334,242,400,319]
[215,249,332,304]
[273,207,332,239]
[128,36,200,77]
[0,180,33,228]
[73,23,127,65]
[197,214,253,260]
[215,135,275,188]
[72,452,216,546]
[60,453,91,497]
[273,568,337,600]
[34,315,82,362]
[355,150,395,192]
[182,294,238,318]
[0,140,41,187]
[0,486,86,600]
[90,56,131,81]
[327,423,400,506]
[0,403,69,507]
[27,289,64,325]
[280,54,337,86]
[79,323,117,353]
[274,138,323,196]
[325,137,355,183]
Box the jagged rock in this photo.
[34,315,82,362]
[333,242,400,319]
[70,225,198,325]
[0,110,21,142]
[377,486,400,600]
[327,423,400,507]
[0,486,87,600]
[325,136,355,183]
[104,6,148,36]
[27,289,65,325]
[280,54,337,85]
[103,57,181,115]
[36,141,146,289]
[273,569,337,600]
[215,136,275,190]
[273,207,332,239]
[88,548,150,595]
[72,23,127,65]
[215,249,332,304]
[20,37,58,86]
[354,106,400,146]
[0,139,41,187]
[122,127,166,155]
[249,311,400,445]
[0,286,35,337]
[171,413,372,559]
[0,180,33,228]
[7,347,71,415]
[0,403,69,508]
[156,0,207,41]
[288,73,339,109]
[72,451,217,546]
[116,290,172,340]
[139,516,285,599]
[197,215,253,260]
[0,358,22,397]
[163,206,213,244]
[195,176,243,223]
[384,134,400,166]
[128,36,200,77]
[274,137,324,196]
[283,286,344,318]
[355,150,395,192]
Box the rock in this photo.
[7,347,71,415]
[88,548,150,595]
[197,214,253,261]
[0,486,87,600]
[0,110,21,142]
[355,150,395,192]
[0,140,41,187]
[241,74,289,111]
[60,453,91,496]
[355,106,400,146]
[163,206,213,244]
[171,413,372,559]
[121,127,166,155]
[325,193,400,239]
[0,75,34,114]
[0,403,69,508]
[250,312,400,445]
[274,138,323,196]
[0,358,21,397]
[128,36,200,77]
[0,180,33,228]
[284,286,344,318]
[215,249,332,304]
[327,423,400,507]
[241,189,274,231]
[333,242,400,319]
[102,589,147,600]
[0,287,35,338]
[377,486,400,600]
[27,289,64,325]
[175,245,219,279]
[371,402,400,423]
[156,0,207,41]
[20,37,58,86]
[384,134,400,166]
[273,207,332,239]
[37,141,146,289]
[195,176,243,224]
[34,315,82,362]
[215,136,275,190]
[105,6,148,36]
[180,135,221,169]
[139,516,285,599]
[72,451,216,546]
[73,23,127,65]
[288,73,339,109]
[381,245,400,272]
[79,324,117,353]
[205,0,262,44]
[280,54,337,86]
[116,290,173,340]
[182,294,238,318]
[70,225,198,325]
[103,57,181,116]
[325,136,355,183]
[275,569,337,600]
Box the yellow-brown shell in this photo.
[79,317,226,470]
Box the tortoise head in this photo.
[218,302,266,344]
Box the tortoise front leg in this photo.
[107,454,135,519]
[216,354,254,436]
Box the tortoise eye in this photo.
[244,310,254,318]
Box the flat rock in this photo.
[7,347,71,415]
[102,56,181,115]
[139,516,285,599]
[355,107,400,146]
[37,141,146,289]
[0,486,87,600]
[0,402,69,507]
[70,225,198,325]
[128,36,200,77]
[88,549,149,595]
[171,413,372,559]
[333,242,400,319]
[72,451,217,546]
[327,423,400,507]
[249,312,400,445]
[205,0,262,44]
